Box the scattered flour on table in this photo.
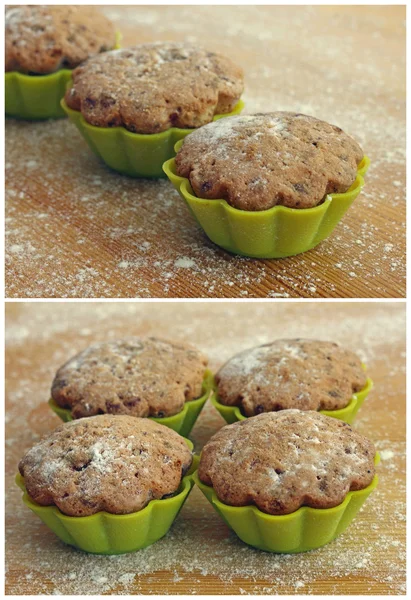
[379,449,395,461]
[174,257,197,269]
[6,443,405,595]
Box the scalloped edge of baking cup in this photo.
[5,32,122,120]
[15,442,199,555]
[60,98,245,178]
[48,368,214,438]
[163,150,370,258]
[193,453,379,553]
[211,373,373,426]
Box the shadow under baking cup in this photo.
[193,453,379,553]
[61,99,245,178]
[211,372,373,426]
[5,32,122,120]
[163,147,370,259]
[15,442,198,555]
[48,369,213,438]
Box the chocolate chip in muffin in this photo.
[198,410,376,515]
[5,6,116,74]
[174,112,363,210]
[51,337,208,419]
[216,339,366,416]
[19,415,193,516]
[64,43,244,134]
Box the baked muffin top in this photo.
[19,415,193,516]
[51,337,208,419]
[64,43,244,134]
[5,6,116,74]
[198,410,376,515]
[216,339,366,416]
[175,112,364,211]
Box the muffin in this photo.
[49,337,210,436]
[17,416,196,553]
[6,6,116,75]
[175,112,363,210]
[164,113,369,258]
[65,43,244,133]
[195,411,378,552]
[198,410,375,514]
[61,42,244,177]
[19,415,192,516]
[215,339,367,417]
[5,6,116,119]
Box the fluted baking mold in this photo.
[193,453,379,553]
[16,441,198,554]
[163,149,370,258]
[61,99,245,177]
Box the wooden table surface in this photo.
[5,5,405,299]
[5,302,405,595]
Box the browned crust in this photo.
[64,43,244,133]
[175,112,364,210]
[19,415,193,516]
[51,337,208,419]
[198,410,376,515]
[5,6,116,74]
[216,339,367,415]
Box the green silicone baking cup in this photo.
[48,369,213,438]
[193,453,379,553]
[5,69,73,119]
[5,33,121,120]
[61,99,245,178]
[15,441,198,555]
[211,375,373,426]
[163,149,370,258]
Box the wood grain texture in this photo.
[5,5,405,298]
[5,302,405,595]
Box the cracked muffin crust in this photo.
[64,42,244,134]
[19,415,193,516]
[175,112,364,211]
[198,410,376,515]
[5,6,116,74]
[51,337,208,419]
[216,339,367,416]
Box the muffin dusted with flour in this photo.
[64,42,244,134]
[198,410,376,515]
[175,112,364,211]
[5,6,116,74]
[216,339,366,417]
[18,415,193,516]
[51,337,208,419]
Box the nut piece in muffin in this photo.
[51,337,208,419]
[19,415,193,516]
[216,339,366,417]
[198,410,376,515]
[175,112,364,211]
[64,42,244,134]
[5,6,116,74]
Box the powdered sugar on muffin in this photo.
[19,415,193,516]
[65,43,244,133]
[175,112,363,210]
[51,337,208,419]
[198,410,376,515]
[216,339,366,416]
[5,6,116,74]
